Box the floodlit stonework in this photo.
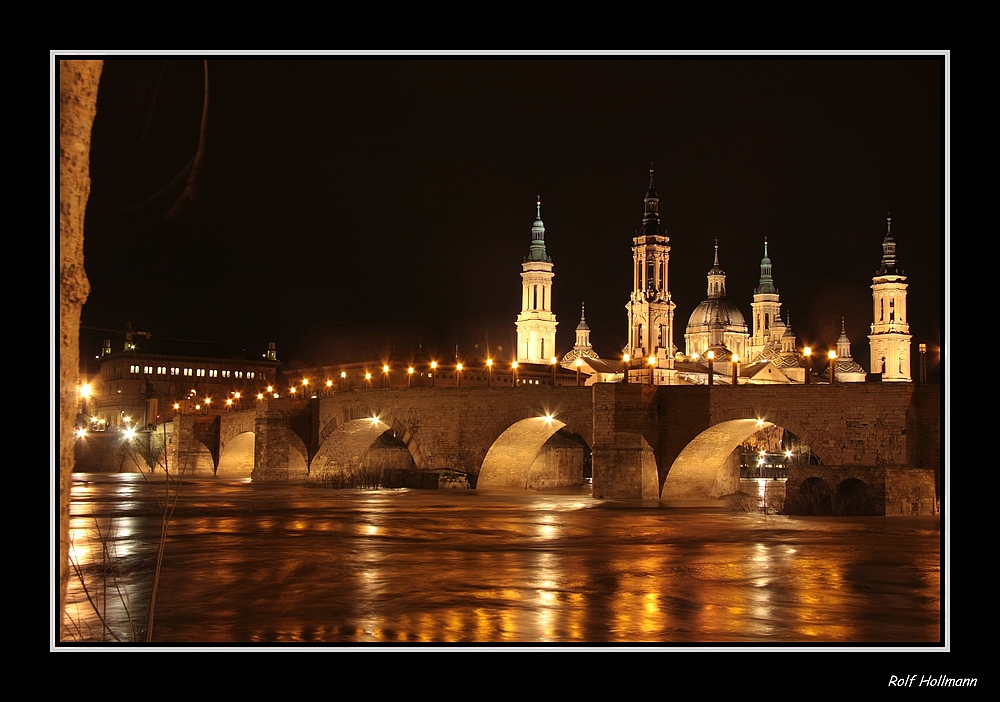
[869,215,912,381]
[516,196,558,364]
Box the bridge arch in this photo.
[314,406,421,480]
[662,405,828,500]
[478,415,591,490]
[216,430,255,478]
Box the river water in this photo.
[61,473,941,646]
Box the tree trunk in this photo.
[59,59,102,636]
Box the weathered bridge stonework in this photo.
[170,382,940,514]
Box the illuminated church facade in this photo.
[506,175,910,386]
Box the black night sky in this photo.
[78,55,945,379]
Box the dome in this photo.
[687,298,747,331]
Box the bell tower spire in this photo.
[869,213,911,381]
[625,165,676,384]
[749,238,783,361]
[516,195,557,364]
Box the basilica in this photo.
[521,170,912,386]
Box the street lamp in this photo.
[430,361,437,388]
[828,350,837,384]
[204,397,211,414]
[340,371,347,393]
[383,364,390,389]
[326,379,333,395]
[511,360,518,388]
[408,366,414,388]
[456,362,463,388]
[706,350,715,386]
[225,398,233,413]
[803,346,811,385]
[486,358,493,387]
[648,354,656,385]
[550,356,557,386]
[365,371,372,389]
[731,353,739,386]
[575,357,583,386]
[622,353,630,385]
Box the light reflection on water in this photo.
[62,473,940,645]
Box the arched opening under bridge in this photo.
[478,417,591,490]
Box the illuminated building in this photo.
[747,238,788,362]
[91,338,281,428]
[624,168,676,384]
[560,303,600,368]
[515,196,558,364]
[868,215,912,381]
[683,240,749,360]
[831,317,868,382]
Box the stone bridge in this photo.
[167,383,940,513]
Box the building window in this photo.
[157,366,166,375]
[130,365,139,375]
[170,367,179,376]
[196,369,205,377]
[209,370,218,378]
[143,365,153,375]
[184,368,193,377]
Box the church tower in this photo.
[516,196,557,364]
[868,215,911,381]
[748,238,786,361]
[625,168,676,382]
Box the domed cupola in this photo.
[684,241,748,360]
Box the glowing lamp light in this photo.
[803,346,812,357]
[575,358,583,367]
[173,403,180,410]
[456,363,463,371]
[706,350,714,360]
[80,384,92,398]
[267,385,274,393]
[124,426,136,439]
[431,361,437,370]
[365,372,372,380]
[326,380,333,387]
[383,365,390,374]
[234,392,241,399]
[550,357,557,365]
[486,358,493,368]
[828,350,837,360]
[257,394,264,401]
[648,355,656,366]
[408,367,414,374]
[76,427,86,439]
[290,386,297,395]
[511,361,518,369]
[623,353,630,363]
[341,371,347,379]
[302,378,309,386]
